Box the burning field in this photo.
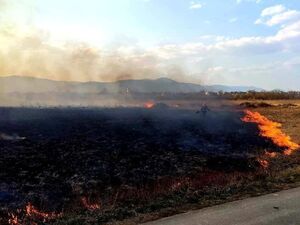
[0,105,300,225]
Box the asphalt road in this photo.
[143,187,300,225]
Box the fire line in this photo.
[8,203,62,225]
[242,110,299,156]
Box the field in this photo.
[254,105,300,144]
[0,101,300,225]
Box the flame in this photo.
[242,110,299,155]
[8,203,62,224]
[257,159,269,169]
[81,197,101,211]
[144,101,155,109]
[265,151,278,158]
[25,203,62,220]
[8,213,20,225]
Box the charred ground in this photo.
[0,106,299,225]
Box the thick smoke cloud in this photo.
[0,0,191,83]
[0,25,165,82]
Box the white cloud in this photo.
[256,5,300,26]
[266,10,300,26]
[261,5,286,17]
[198,35,229,43]
[189,1,203,9]
[237,0,261,4]
[150,18,300,61]
[213,20,300,53]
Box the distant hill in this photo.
[0,76,263,94]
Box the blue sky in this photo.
[35,0,298,42]
[1,0,300,90]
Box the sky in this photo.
[0,0,300,90]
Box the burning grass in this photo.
[1,106,300,224]
[144,101,155,109]
[242,110,299,155]
[242,109,300,168]
[7,203,62,225]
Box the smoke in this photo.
[0,25,164,82]
[0,0,193,83]
[0,25,192,82]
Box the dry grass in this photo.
[252,104,300,144]
[233,99,300,107]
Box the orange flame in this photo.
[25,203,62,220]
[8,203,62,224]
[257,159,269,169]
[242,110,299,155]
[144,101,155,109]
[265,151,277,158]
[8,213,20,225]
[81,197,101,211]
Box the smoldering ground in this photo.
[0,106,278,214]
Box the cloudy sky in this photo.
[0,0,300,90]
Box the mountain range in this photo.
[0,76,263,94]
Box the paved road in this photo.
[143,187,300,225]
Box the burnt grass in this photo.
[0,107,289,224]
